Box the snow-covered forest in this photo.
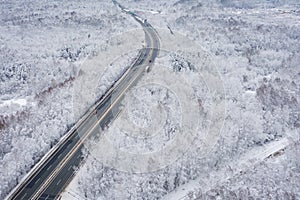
[62,0,300,199]
[1,0,299,199]
[0,0,140,198]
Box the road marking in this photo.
[56,179,61,186]
[20,193,27,200]
[68,165,73,171]
[46,164,52,171]
[35,178,41,184]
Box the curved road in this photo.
[6,1,160,200]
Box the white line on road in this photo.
[56,179,61,186]
[35,178,41,184]
[68,165,73,171]
[20,193,27,200]
[46,164,52,171]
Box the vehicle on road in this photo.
[145,65,151,73]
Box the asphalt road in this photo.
[6,1,160,200]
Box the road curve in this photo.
[5,1,160,200]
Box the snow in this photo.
[63,0,300,199]
[0,99,27,107]
[60,175,82,200]
[1,0,300,199]
[163,137,291,199]
[0,0,143,199]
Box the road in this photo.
[163,138,290,200]
[6,1,160,200]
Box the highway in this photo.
[5,1,160,200]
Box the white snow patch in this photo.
[0,98,27,107]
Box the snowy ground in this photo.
[0,0,144,198]
[62,0,300,200]
[1,0,300,199]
